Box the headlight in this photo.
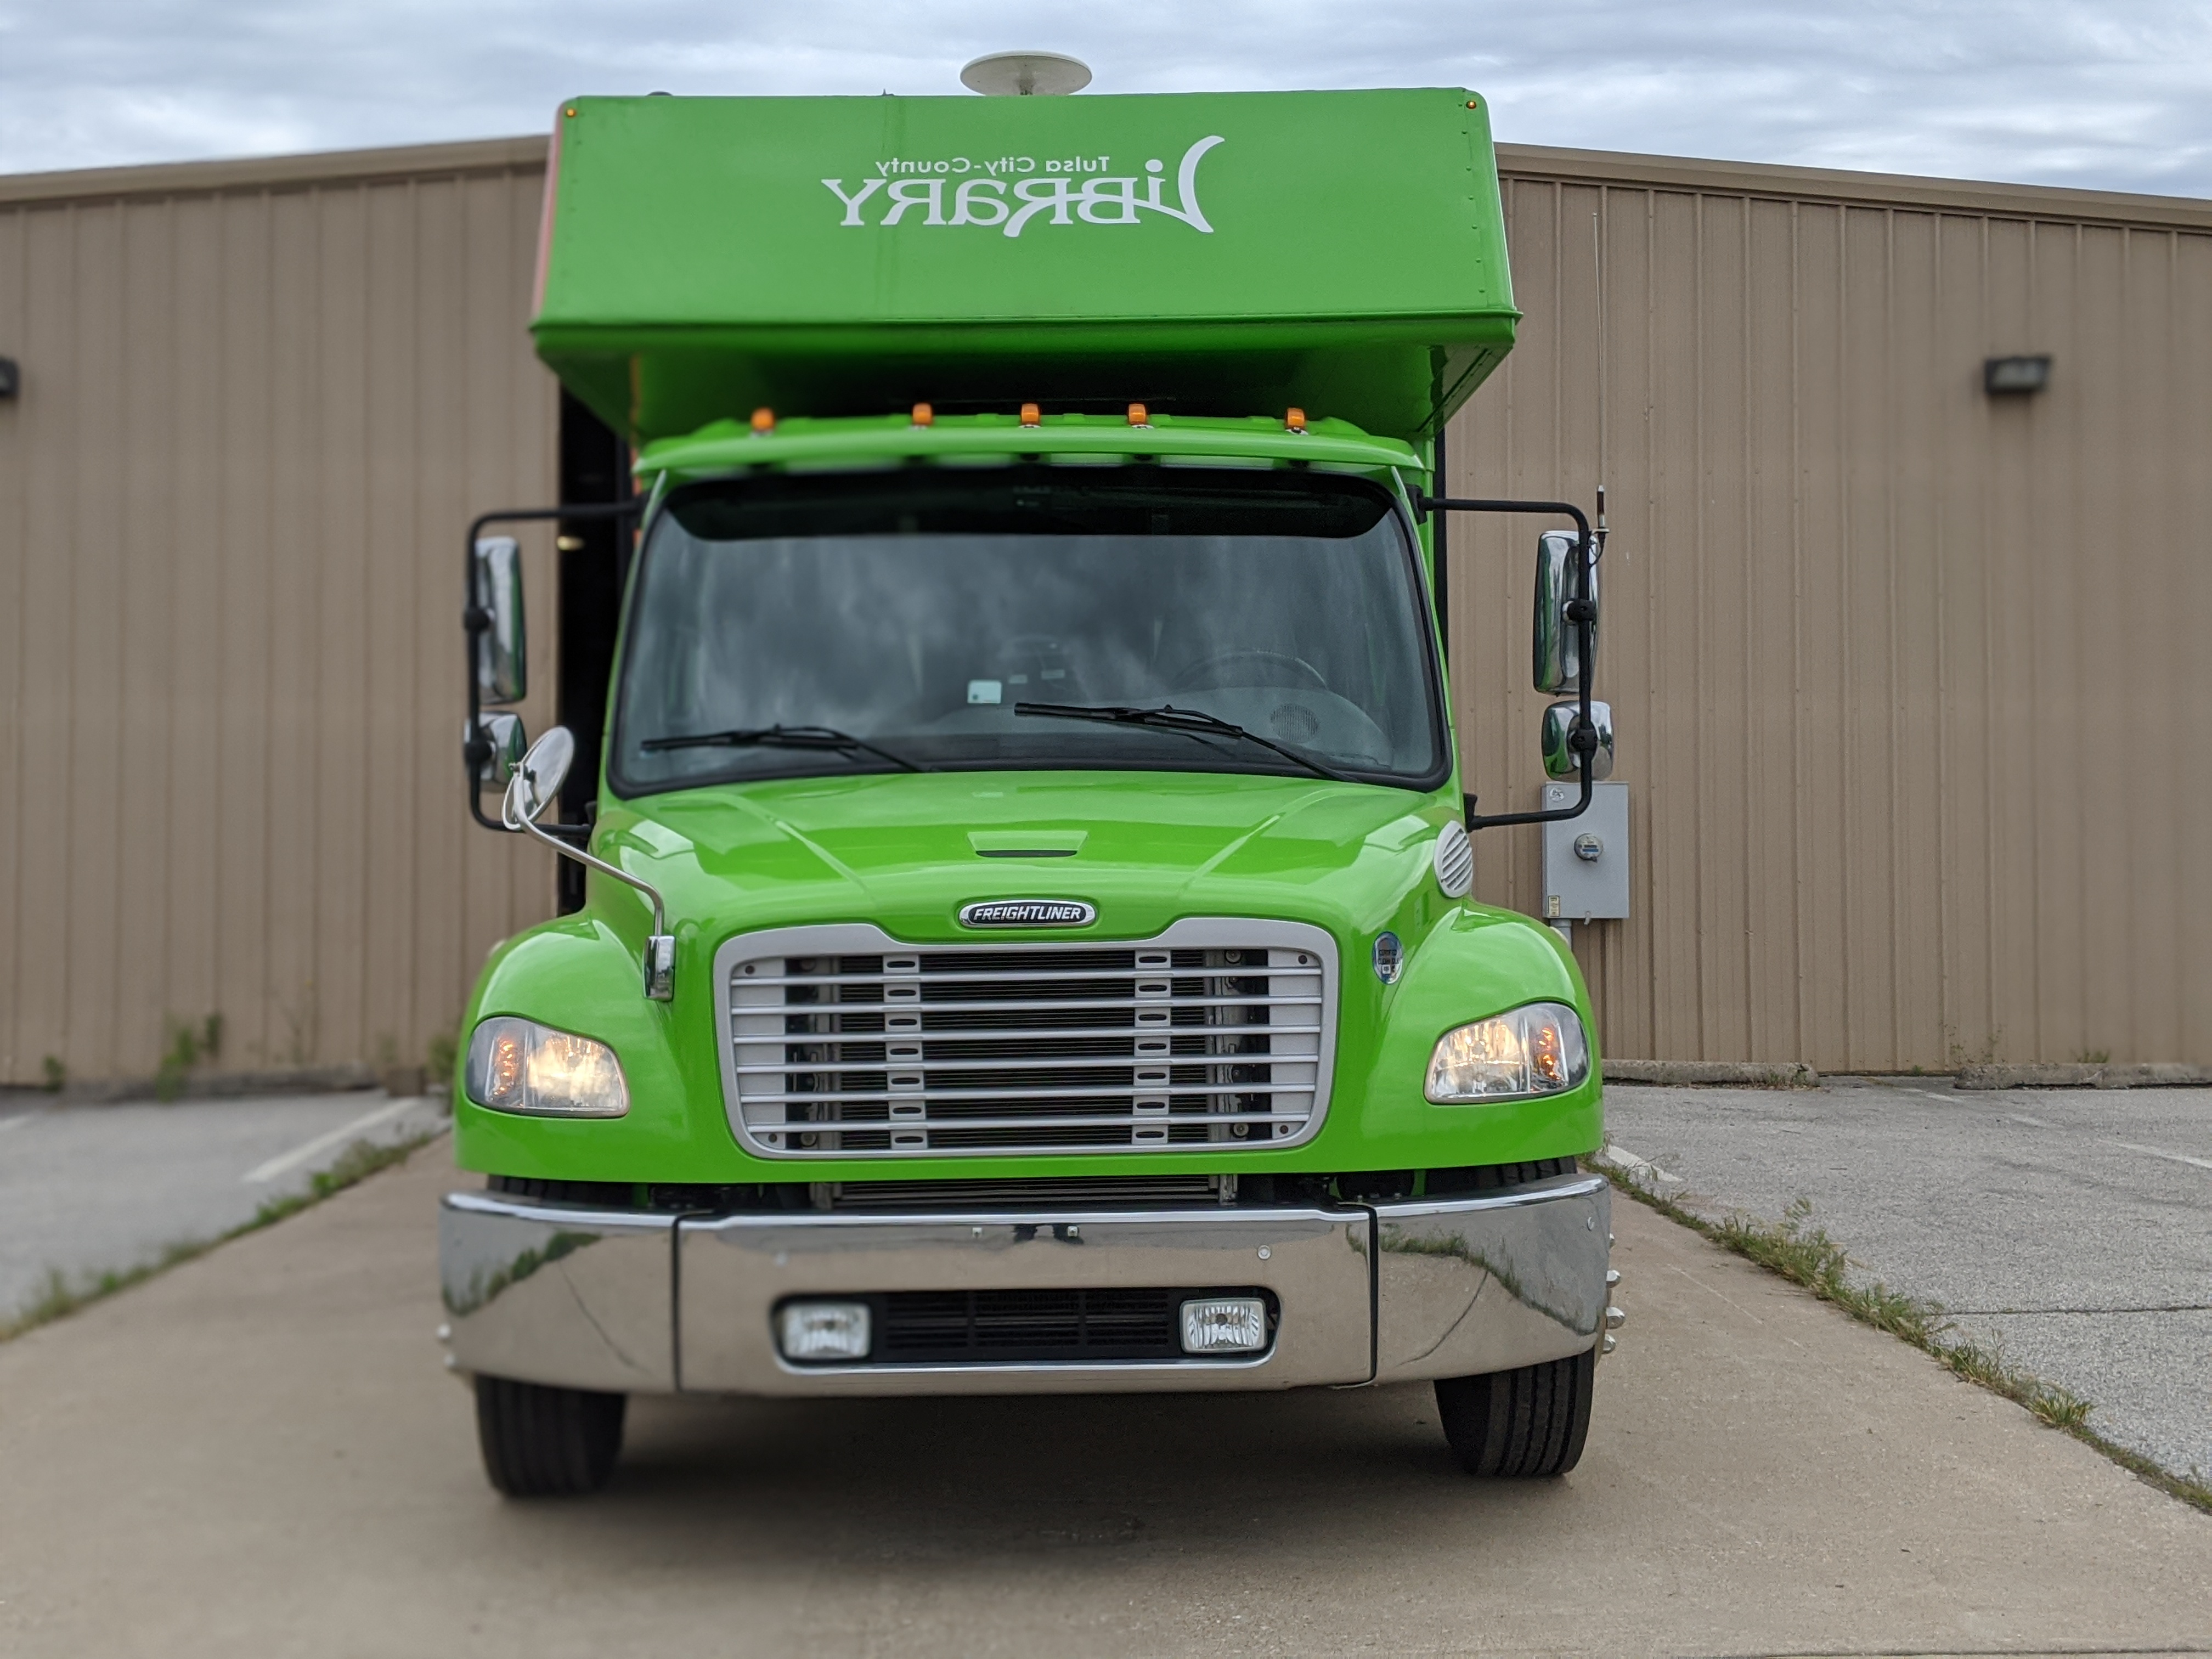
[465,1016,629,1118]
[1425,1002,1589,1102]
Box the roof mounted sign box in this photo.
[532,89,1520,446]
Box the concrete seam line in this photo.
[1592,1146,1685,1188]
[1950,1304,2212,1316]
[1602,1060,1820,1087]
[53,1064,382,1105]
[1958,1062,2211,1090]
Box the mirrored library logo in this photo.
[823,136,1224,237]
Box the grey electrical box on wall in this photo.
[1541,781,1630,921]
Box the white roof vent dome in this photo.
[960,52,1093,95]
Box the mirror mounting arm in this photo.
[504,775,676,1001]
[463,502,640,837]
[1413,495,1600,833]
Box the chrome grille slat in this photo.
[766,1022,1318,1043]
[716,919,1338,1159]
[735,967,1301,988]
[733,1052,1318,1077]
[741,994,1322,1015]
[761,1119,1291,1132]
[741,1085,1318,1104]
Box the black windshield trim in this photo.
[606,465,1451,801]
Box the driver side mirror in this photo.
[1532,530,1598,695]
[472,535,527,704]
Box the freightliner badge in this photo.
[957,899,1097,927]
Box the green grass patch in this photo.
[0,1131,436,1342]
[1600,1163,2212,1517]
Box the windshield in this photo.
[609,466,1445,795]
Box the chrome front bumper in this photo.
[438,1172,1610,1395]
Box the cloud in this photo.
[3,0,2208,195]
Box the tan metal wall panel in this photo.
[0,154,558,1086]
[1458,165,2212,1069]
[5,136,2207,1081]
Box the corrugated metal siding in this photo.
[1454,157,2212,1069]
[0,144,559,1085]
[4,137,2205,1082]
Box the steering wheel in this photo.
[1173,648,1330,692]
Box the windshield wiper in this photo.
[1013,702,1356,783]
[639,724,930,772]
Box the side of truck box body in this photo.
[442,87,1615,1494]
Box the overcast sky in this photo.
[4,1,2209,196]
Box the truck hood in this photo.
[592,769,1453,947]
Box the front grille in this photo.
[781,1288,1276,1364]
[721,921,1335,1158]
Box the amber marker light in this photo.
[750,407,775,433]
[1127,402,1150,428]
[1019,402,1041,427]
[911,402,934,426]
[1285,407,1307,433]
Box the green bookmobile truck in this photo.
[443,80,1623,1496]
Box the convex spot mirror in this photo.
[504,725,575,829]
[472,535,527,704]
[1532,529,1599,695]
[466,712,528,788]
[1542,699,1615,781]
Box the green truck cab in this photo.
[442,83,1621,1496]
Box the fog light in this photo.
[1180,1296,1268,1355]
[777,1301,871,1362]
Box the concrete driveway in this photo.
[1606,1078,2212,1483]
[0,1144,2205,1658]
[0,1088,449,1325]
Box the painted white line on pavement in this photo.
[241,1097,427,1185]
[2109,1138,2212,1173]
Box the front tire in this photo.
[473,1375,625,1496]
[1434,1348,1595,1477]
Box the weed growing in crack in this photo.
[1939,1336,2012,1391]
[1713,1198,1944,1344]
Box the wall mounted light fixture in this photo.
[1984,354,2051,395]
